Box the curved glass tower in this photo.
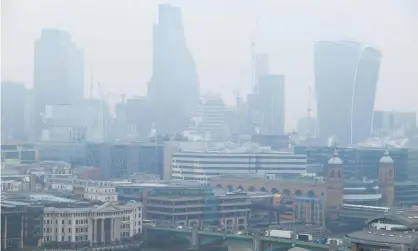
[314,41,381,145]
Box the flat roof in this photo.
[367,211,418,228]
[346,229,418,246]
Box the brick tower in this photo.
[325,148,344,222]
[379,148,395,207]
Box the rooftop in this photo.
[366,211,418,229]
[346,229,418,246]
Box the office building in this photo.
[372,110,417,136]
[255,54,269,89]
[1,142,38,166]
[32,29,84,140]
[144,185,250,228]
[190,95,229,140]
[172,150,307,185]
[294,146,409,182]
[1,82,28,141]
[258,74,285,135]
[314,41,381,145]
[72,180,118,202]
[1,200,44,250]
[148,4,199,134]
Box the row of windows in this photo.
[173,154,306,160]
[43,235,88,242]
[43,227,88,233]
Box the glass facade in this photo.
[293,197,325,226]
[314,41,381,145]
[144,186,250,228]
[295,146,409,181]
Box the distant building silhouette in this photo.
[148,4,199,135]
[314,41,381,145]
[258,74,285,135]
[1,82,28,141]
[31,29,84,140]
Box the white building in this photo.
[43,202,142,244]
[45,178,118,203]
[73,180,118,202]
[171,150,308,186]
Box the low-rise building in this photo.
[73,179,118,202]
[43,202,142,247]
[144,185,250,229]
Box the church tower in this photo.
[325,148,344,222]
[379,148,395,207]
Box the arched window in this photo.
[295,190,303,197]
[260,187,267,192]
[227,185,234,192]
[271,188,279,194]
[307,191,315,198]
[248,186,256,192]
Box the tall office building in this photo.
[258,74,285,135]
[32,29,84,140]
[148,4,199,135]
[1,82,28,141]
[314,41,381,145]
[255,54,269,87]
[372,111,417,136]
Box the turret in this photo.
[325,147,344,223]
[379,147,395,207]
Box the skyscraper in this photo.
[258,74,285,135]
[32,29,84,140]
[148,4,199,135]
[1,82,28,141]
[314,41,381,145]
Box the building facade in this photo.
[144,186,250,229]
[314,40,381,145]
[172,151,308,185]
[148,4,199,134]
[42,202,142,247]
[258,74,285,135]
[32,29,84,140]
[73,180,118,202]
[1,82,28,141]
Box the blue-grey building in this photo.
[314,41,381,145]
[148,4,199,134]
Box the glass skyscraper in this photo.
[314,41,381,145]
[148,4,199,134]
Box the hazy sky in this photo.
[2,0,418,130]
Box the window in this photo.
[61,236,64,241]
[68,236,71,241]
[62,228,64,233]
[62,220,64,224]
[69,228,71,233]
[69,220,71,224]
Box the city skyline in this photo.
[2,0,418,131]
